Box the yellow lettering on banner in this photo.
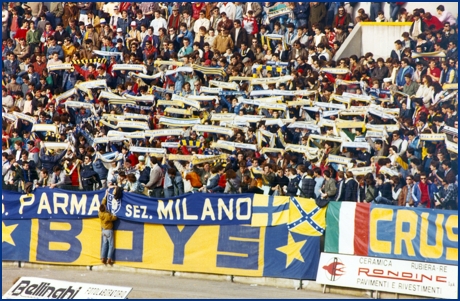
[88,195,100,215]
[182,198,198,220]
[420,213,443,259]
[236,198,251,220]
[37,193,52,214]
[49,241,72,251]
[218,199,233,221]
[53,193,69,214]
[158,200,174,220]
[394,210,417,256]
[50,221,71,231]
[70,194,87,215]
[369,208,392,254]
[19,194,35,214]
[114,230,133,250]
[445,215,458,261]
[201,199,216,221]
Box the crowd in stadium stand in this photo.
[1,2,458,210]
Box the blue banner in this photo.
[2,219,320,280]
[2,188,252,225]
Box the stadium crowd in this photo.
[1,2,458,210]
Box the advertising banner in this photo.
[3,276,132,299]
[316,253,458,299]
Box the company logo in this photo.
[107,193,121,214]
[322,257,346,281]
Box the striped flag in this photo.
[324,202,371,255]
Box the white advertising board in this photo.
[3,277,132,299]
[316,253,458,299]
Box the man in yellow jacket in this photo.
[212,29,234,54]
[99,187,120,265]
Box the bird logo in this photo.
[322,257,345,281]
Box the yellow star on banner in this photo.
[2,222,18,246]
[276,232,307,268]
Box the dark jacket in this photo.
[377,182,393,200]
[344,179,358,202]
[309,3,327,26]
[287,175,301,196]
[39,148,67,173]
[293,3,309,20]
[230,27,248,49]
[138,166,151,184]
[334,179,345,202]
[300,176,316,198]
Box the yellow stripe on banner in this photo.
[360,22,412,26]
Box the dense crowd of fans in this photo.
[1,2,458,210]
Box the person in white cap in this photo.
[126,21,141,48]
[109,5,122,30]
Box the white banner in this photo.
[171,94,201,109]
[315,102,346,110]
[116,121,149,130]
[129,146,165,154]
[258,103,287,111]
[161,142,180,148]
[340,141,371,152]
[145,128,184,138]
[210,113,236,121]
[93,50,123,57]
[99,91,126,100]
[347,166,374,176]
[192,125,234,136]
[164,66,194,76]
[111,64,146,74]
[445,139,458,154]
[200,86,222,94]
[125,94,155,102]
[43,142,69,150]
[13,112,35,124]
[316,253,458,299]
[2,276,132,299]
[158,116,201,127]
[55,88,77,101]
[47,63,73,71]
[209,80,238,90]
[212,140,257,151]
[187,95,218,101]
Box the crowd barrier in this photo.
[2,188,457,281]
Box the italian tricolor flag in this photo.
[325,202,371,255]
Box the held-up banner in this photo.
[3,277,132,299]
[2,219,320,280]
[316,253,458,299]
[2,188,252,225]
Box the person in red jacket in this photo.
[72,63,99,80]
[192,2,205,20]
[423,12,443,31]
